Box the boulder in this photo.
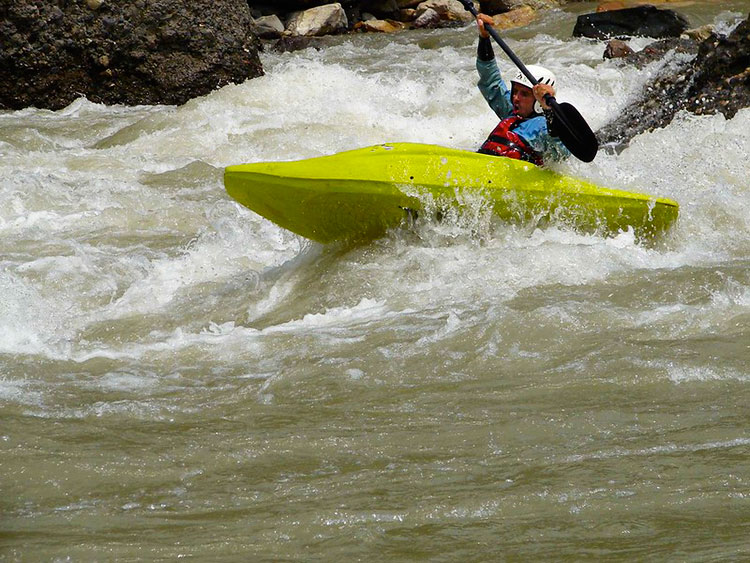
[491,6,538,30]
[0,0,263,110]
[253,14,285,38]
[413,7,441,28]
[286,3,348,36]
[573,5,689,39]
[596,13,750,150]
[355,18,406,31]
[603,38,634,59]
[416,0,474,23]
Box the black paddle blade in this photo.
[548,99,599,162]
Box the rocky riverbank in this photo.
[597,12,750,150]
[1,0,748,142]
[252,0,565,44]
[0,0,552,110]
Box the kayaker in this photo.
[475,13,570,165]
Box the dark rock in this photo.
[249,2,284,17]
[573,5,689,40]
[684,17,750,117]
[366,0,400,18]
[479,0,532,16]
[619,37,700,68]
[270,35,330,52]
[0,0,263,110]
[597,13,750,151]
[398,8,418,22]
[480,0,513,15]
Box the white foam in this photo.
[264,298,394,333]
[668,365,750,384]
[0,377,44,406]
[0,17,748,366]
[0,272,59,355]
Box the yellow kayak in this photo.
[224,143,678,243]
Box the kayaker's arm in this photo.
[478,36,494,62]
[475,13,513,118]
[476,46,513,118]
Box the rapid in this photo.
[2,3,749,559]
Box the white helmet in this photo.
[509,65,556,114]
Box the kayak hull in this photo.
[224,143,678,243]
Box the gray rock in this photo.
[286,3,348,36]
[0,0,263,110]
[254,14,285,39]
[416,0,474,22]
[413,7,441,28]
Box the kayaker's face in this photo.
[511,84,535,118]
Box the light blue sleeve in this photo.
[515,117,571,162]
[476,58,512,119]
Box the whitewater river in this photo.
[2,3,749,559]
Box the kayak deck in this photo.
[224,143,678,244]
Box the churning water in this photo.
[2,3,750,559]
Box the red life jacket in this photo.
[478,114,543,166]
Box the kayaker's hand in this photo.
[476,14,494,38]
[533,83,555,110]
